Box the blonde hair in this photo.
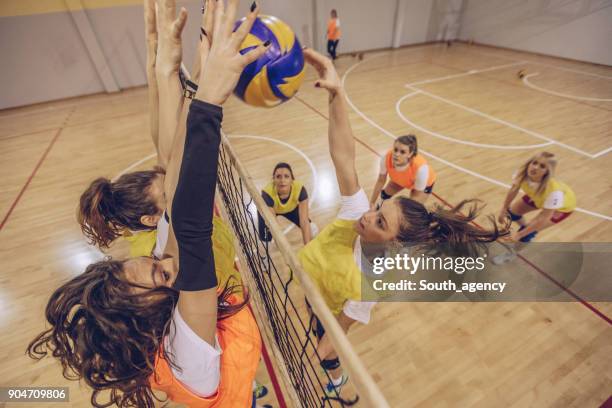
[515,152,557,195]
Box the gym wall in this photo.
[458,0,612,66]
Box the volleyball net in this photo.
[215,135,389,408]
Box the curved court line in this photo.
[522,73,612,102]
[342,52,612,221]
[396,93,553,150]
[115,152,157,180]
[404,84,596,158]
[226,134,318,236]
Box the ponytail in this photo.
[396,198,509,256]
[78,169,164,249]
[78,178,120,248]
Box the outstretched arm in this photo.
[304,49,360,196]
[166,0,269,345]
[154,0,188,169]
[144,0,160,151]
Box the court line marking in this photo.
[405,60,526,87]
[522,72,612,102]
[465,46,612,80]
[396,92,553,150]
[404,84,597,158]
[226,134,319,236]
[342,51,612,221]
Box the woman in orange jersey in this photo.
[326,9,341,60]
[27,1,271,407]
[370,135,436,208]
[494,151,576,264]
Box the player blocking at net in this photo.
[27,1,272,407]
[298,48,507,397]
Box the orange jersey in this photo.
[327,18,341,40]
[385,151,436,190]
[151,299,261,408]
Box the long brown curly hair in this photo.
[27,259,246,408]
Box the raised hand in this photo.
[155,0,187,76]
[195,0,271,106]
[144,0,160,147]
[303,48,342,95]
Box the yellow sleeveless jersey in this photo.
[262,181,304,215]
[298,219,362,314]
[125,216,243,288]
[520,178,576,213]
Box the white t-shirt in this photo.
[156,212,222,397]
[336,189,377,324]
[165,307,222,397]
[153,212,170,259]
[379,157,430,191]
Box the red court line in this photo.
[259,327,289,408]
[294,96,612,326]
[0,126,64,232]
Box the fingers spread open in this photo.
[212,0,225,41]
[223,0,240,39]
[201,0,215,40]
[171,7,188,39]
[230,4,258,50]
[240,41,270,67]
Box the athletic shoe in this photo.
[253,383,268,399]
[492,250,517,265]
[325,374,348,398]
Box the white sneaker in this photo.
[492,250,517,265]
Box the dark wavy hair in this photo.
[78,167,165,249]
[272,162,295,179]
[396,198,509,256]
[27,259,246,408]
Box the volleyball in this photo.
[233,15,305,108]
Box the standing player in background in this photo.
[258,162,316,245]
[370,135,436,209]
[326,9,341,60]
[494,152,576,264]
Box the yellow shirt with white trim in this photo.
[520,178,576,213]
[262,181,304,215]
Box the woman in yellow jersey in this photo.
[326,9,341,60]
[28,2,270,407]
[300,48,506,397]
[370,134,436,208]
[258,162,316,245]
[494,152,576,264]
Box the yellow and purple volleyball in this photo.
[233,15,305,108]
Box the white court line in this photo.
[227,134,318,235]
[114,152,157,180]
[405,84,597,158]
[592,146,612,158]
[405,61,526,87]
[522,73,612,102]
[396,92,552,150]
[342,51,612,221]
[465,46,612,80]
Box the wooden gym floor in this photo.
[0,43,610,407]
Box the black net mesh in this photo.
[216,140,359,408]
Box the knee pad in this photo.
[380,190,392,200]
[519,231,537,243]
[507,209,523,222]
[320,357,340,371]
